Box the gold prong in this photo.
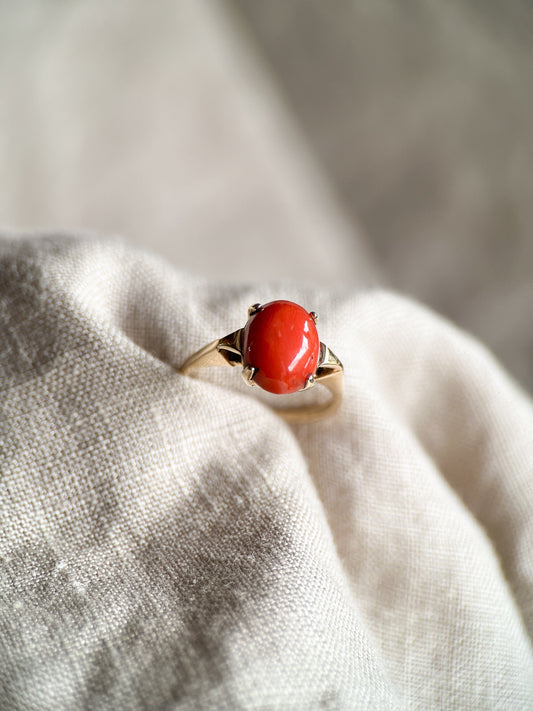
[242,364,257,386]
[310,311,318,323]
[303,374,315,391]
[248,303,262,317]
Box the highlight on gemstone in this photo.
[242,300,320,394]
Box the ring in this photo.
[179,300,343,423]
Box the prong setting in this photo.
[242,364,257,386]
[303,374,315,391]
[310,311,318,324]
[248,303,262,317]
[241,300,321,394]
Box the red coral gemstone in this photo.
[242,300,320,394]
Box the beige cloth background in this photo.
[0,0,374,287]
[1,234,532,709]
[1,2,533,708]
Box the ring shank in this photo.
[180,339,229,373]
[179,333,343,423]
[274,371,343,423]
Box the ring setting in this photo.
[180,300,343,423]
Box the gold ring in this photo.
[179,300,343,423]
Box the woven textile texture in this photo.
[1,235,532,710]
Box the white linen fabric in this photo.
[1,234,532,710]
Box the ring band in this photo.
[179,300,343,423]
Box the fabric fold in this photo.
[1,235,532,710]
